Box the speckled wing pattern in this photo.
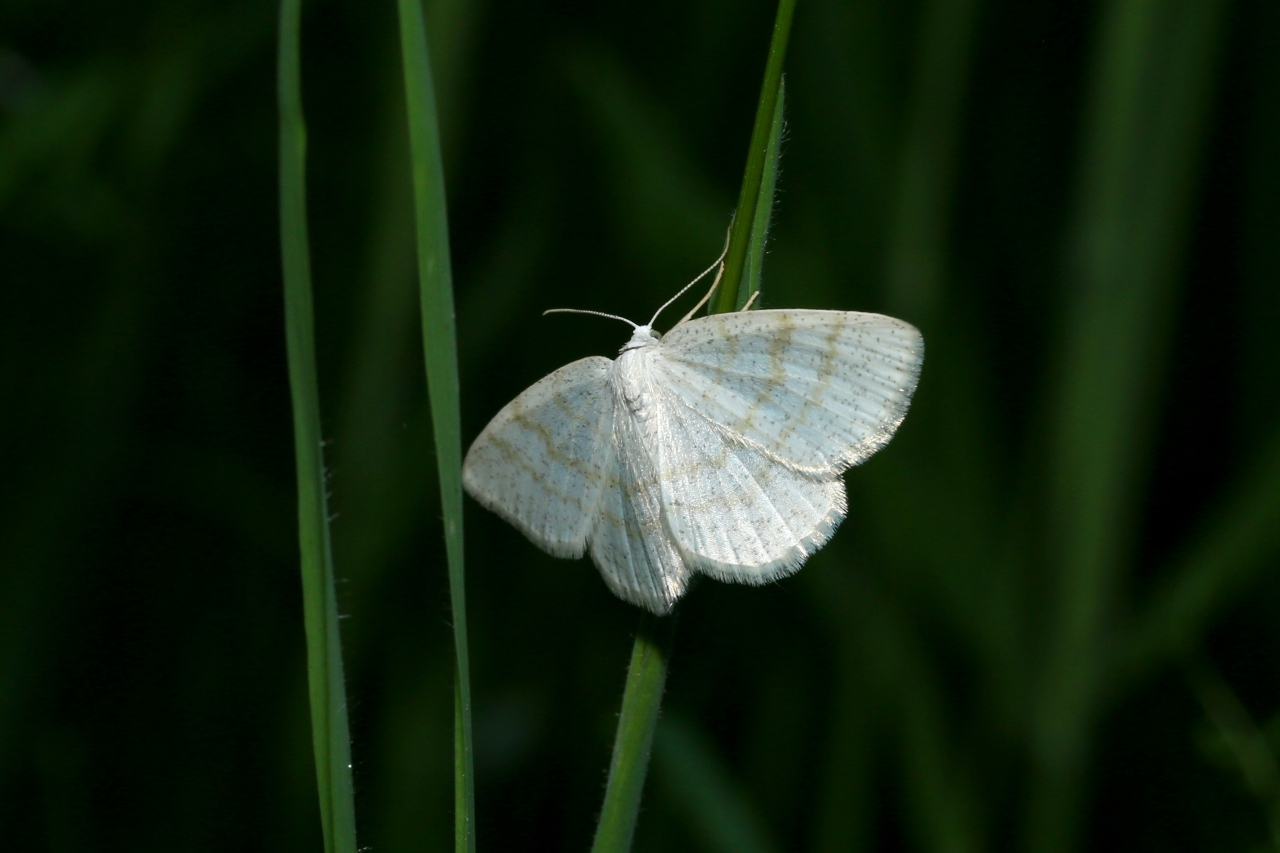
[656,310,924,475]
[461,356,614,559]
[587,406,691,611]
[462,309,924,614]
[653,392,848,583]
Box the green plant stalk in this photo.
[592,613,678,853]
[395,1,475,850]
[592,7,794,851]
[742,79,785,309]
[277,1,358,851]
[715,0,796,314]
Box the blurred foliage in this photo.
[2,0,1279,851]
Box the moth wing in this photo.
[654,388,846,582]
[462,356,614,558]
[588,408,690,615]
[657,309,923,476]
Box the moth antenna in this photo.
[543,308,639,329]
[649,223,733,328]
[740,289,760,311]
[675,260,726,326]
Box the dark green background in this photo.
[2,0,1278,850]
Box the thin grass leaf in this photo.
[277,1,358,850]
[805,4,987,845]
[869,0,995,625]
[591,7,797,851]
[1121,424,1280,679]
[1185,657,1280,799]
[1184,658,1280,849]
[395,1,475,849]
[883,0,982,321]
[811,572,984,853]
[1028,0,1228,849]
[715,0,796,314]
[742,78,785,309]
[592,613,677,853]
[593,8,793,850]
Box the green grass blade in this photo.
[1028,0,1228,849]
[593,6,796,851]
[715,0,796,314]
[811,573,983,853]
[883,0,981,320]
[277,2,359,851]
[395,1,475,849]
[742,78,785,309]
[1121,424,1280,678]
[592,613,677,853]
[1184,657,1280,813]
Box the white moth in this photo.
[462,277,923,615]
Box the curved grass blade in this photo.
[715,0,796,314]
[1121,424,1280,678]
[395,1,475,849]
[593,5,796,852]
[1184,657,1280,848]
[277,1,358,850]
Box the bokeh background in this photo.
[3,0,1279,850]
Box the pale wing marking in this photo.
[654,389,846,581]
[462,356,613,558]
[658,310,924,475]
[588,410,689,614]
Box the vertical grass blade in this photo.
[592,613,677,853]
[715,0,796,314]
[395,1,475,850]
[277,2,359,851]
[883,0,981,320]
[742,79,786,309]
[593,6,795,851]
[1029,0,1228,849]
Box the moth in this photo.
[462,274,923,615]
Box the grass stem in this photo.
[278,1,359,849]
[395,0,476,849]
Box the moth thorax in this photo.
[612,345,662,420]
